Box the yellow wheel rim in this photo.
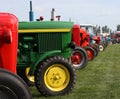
[25,67,35,83]
[44,64,70,92]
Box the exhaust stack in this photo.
[51,8,55,21]
[29,0,34,21]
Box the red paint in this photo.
[80,28,90,47]
[92,36,100,44]
[72,24,81,46]
[71,52,82,65]
[0,13,18,74]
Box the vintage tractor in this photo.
[79,28,97,60]
[0,13,32,99]
[72,24,97,61]
[70,24,88,69]
[17,21,76,96]
[99,35,106,52]
[80,24,104,52]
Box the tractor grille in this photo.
[38,33,62,53]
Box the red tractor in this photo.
[70,24,88,69]
[0,13,32,99]
[79,28,97,60]
[71,24,98,62]
[113,31,120,43]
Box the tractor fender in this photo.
[28,50,61,75]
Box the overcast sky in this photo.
[0,0,120,31]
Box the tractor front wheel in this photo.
[70,46,88,69]
[99,43,105,52]
[84,46,95,61]
[34,56,76,96]
[0,69,32,99]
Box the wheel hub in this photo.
[71,52,82,64]
[44,64,70,92]
[99,45,104,51]
[53,74,61,81]
[86,50,93,60]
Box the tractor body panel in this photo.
[80,24,96,44]
[72,24,81,46]
[17,21,74,74]
[80,24,101,45]
[72,24,90,47]
[0,13,18,73]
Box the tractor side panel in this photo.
[72,24,81,46]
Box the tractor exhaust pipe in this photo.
[51,8,55,21]
[29,0,34,21]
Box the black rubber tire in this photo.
[0,69,32,99]
[84,46,95,61]
[91,46,99,57]
[34,56,76,96]
[91,43,99,52]
[17,67,35,87]
[70,46,88,69]
[103,41,108,47]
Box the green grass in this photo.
[31,44,120,99]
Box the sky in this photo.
[0,0,120,31]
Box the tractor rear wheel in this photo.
[0,69,32,99]
[70,46,88,69]
[34,56,76,96]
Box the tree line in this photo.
[93,24,120,34]
[93,25,112,34]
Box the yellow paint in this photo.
[18,28,71,33]
[44,64,70,92]
[25,67,35,83]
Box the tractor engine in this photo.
[18,34,38,63]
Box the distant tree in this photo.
[117,24,120,31]
[109,29,112,34]
[93,25,101,35]
[102,26,105,33]
[102,25,109,33]
[93,26,97,33]
[97,26,101,33]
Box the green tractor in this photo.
[17,21,76,96]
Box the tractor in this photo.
[80,24,105,52]
[17,20,77,96]
[0,13,32,99]
[79,28,97,60]
[72,24,98,61]
[70,24,88,69]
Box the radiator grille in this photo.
[38,33,62,53]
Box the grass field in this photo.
[31,44,120,99]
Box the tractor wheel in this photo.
[70,46,88,69]
[0,69,32,99]
[99,43,105,52]
[17,67,35,86]
[92,43,99,52]
[34,56,76,96]
[104,42,108,47]
[84,46,95,61]
[91,46,99,57]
